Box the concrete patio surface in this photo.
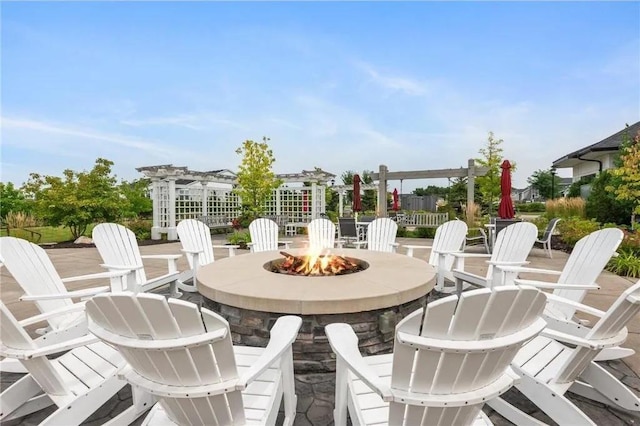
[1,235,638,425]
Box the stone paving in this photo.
[1,235,639,425]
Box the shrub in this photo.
[125,219,152,240]
[557,218,600,247]
[463,202,481,227]
[585,170,633,226]
[413,227,436,239]
[228,230,251,246]
[516,202,546,213]
[396,226,408,237]
[607,249,640,278]
[546,197,585,219]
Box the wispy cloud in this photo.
[121,113,245,131]
[352,60,428,96]
[2,116,180,157]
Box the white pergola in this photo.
[331,183,380,217]
[137,165,335,240]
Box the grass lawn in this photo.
[0,225,96,244]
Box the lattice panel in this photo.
[207,189,240,218]
[175,186,203,221]
[157,182,170,228]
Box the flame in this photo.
[278,249,360,276]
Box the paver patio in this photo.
[1,235,638,425]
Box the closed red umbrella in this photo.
[498,159,515,219]
[392,188,399,211]
[352,174,362,215]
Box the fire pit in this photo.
[267,251,368,276]
[197,248,435,422]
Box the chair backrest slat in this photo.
[428,220,467,268]
[177,219,215,268]
[0,237,72,327]
[390,286,546,424]
[86,292,245,424]
[307,218,336,250]
[550,228,623,319]
[488,222,538,286]
[93,223,148,285]
[249,218,279,252]
[367,218,398,252]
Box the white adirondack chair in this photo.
[0,301,153,425]
[92,223,182,296]
[86,292,302,426]
[176,219,238,293]
[451,222,538,295]
[487,280,640,425]
[248,218,292,252]
[357,218,399,252]
[0,237,131,373]
[326,286,548,426]
[496,227,628,360]
[307,218,342,250]
[403,220,468,292]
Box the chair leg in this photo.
[39,376,126,426]
[1,374,52,421]
[486,397,547,426]
[574,362,640,411]
[516,374,596,425]
[103,385,155,426]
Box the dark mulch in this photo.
[42,239,175,249]
[550,235,573,253]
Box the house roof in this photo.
[553,121,640,168]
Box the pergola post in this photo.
[151,178,161,240]
[467,158,476,207]
[338,191,344,217]
[378,164,388,217]
[201,181,209,218]
[167,178,177,241]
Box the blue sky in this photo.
[2,2,639,191]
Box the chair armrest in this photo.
[20,286,110,301]
[140,254,183,261]
[545,294,606,317]
[486,260,529,267]
[326,323,392,401]
[403,245,432,250]
[494,265,561,275]
[180,248,202,255]
[61,270,133,283]
[19,302,87,327]
[541,328,627,350]
[450,252,491,259]
[452,269,488,288]
[514,279,600,291]
[353,241,368,249]
[1,334,99,359]
[101,263,145,271]
[237,316,302,389]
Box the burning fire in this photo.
[274,250,363,276]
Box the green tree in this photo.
[527,169,561,200]
[413,185,448,197]
[586,170,633,226]
[234,137,281,216]
[22,158,126,238]
[609,131,640,227]
[0,182,31,219]
[567,175,595,198]
[120,178,153,219]
[475,131,508,215]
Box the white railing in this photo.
[402,213,449,228]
